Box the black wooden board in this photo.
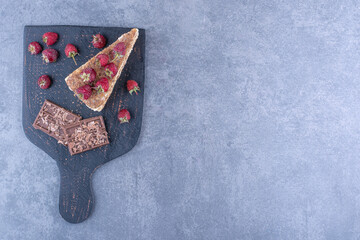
[22,25,145,223]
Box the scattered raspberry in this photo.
[42,32,58,46]
[37,75,51,89]
[118,109,130,123]
[42,48,58,63]
[126,80,140,95]
[28,42,42,55]
[65,44,78,65]
[92,34,106,48]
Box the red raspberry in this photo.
[118,109,130,123]
[104,63,118,78]
[76,85,92,100]
[42,49,58,63]
[37,75,51,89]
[28,42,42,55]
[92,34,106,48]
[80,68,96,84]
[94,77,109,93]
[95,54,109,67]
[42,32,58,46]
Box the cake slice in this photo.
[65,28,139,111]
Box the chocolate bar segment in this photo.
[63,116,109,155]
[33,100,82,145]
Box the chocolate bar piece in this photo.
[33,100,82,145]
[63,116,109,155]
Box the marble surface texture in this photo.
[1,0,360,239]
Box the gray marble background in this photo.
[1,0,360,239]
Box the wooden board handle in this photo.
[58,165,95,223]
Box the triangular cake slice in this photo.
[65,28,139,111]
